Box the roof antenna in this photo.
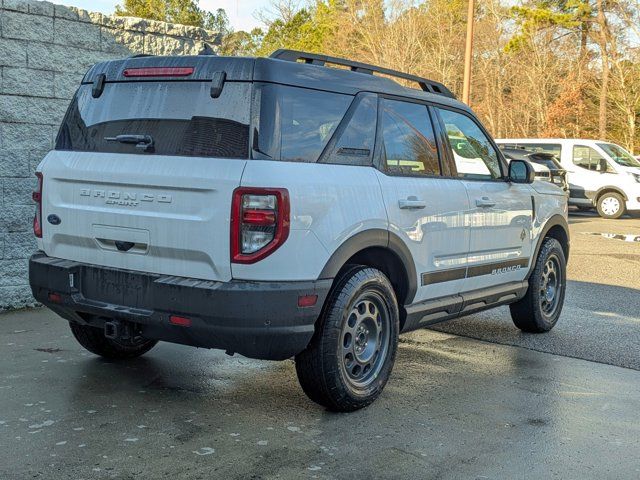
[198,43,217,56]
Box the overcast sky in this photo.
[49,0,267,31]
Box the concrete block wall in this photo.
[0,0,218,310]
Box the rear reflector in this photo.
[242,209,276,226]
[33,172,43,238]
[297,294,318,308]
[48,292,62,303]
[123,67,194,78]
[169,315,192,327]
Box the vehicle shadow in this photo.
[428,280,640,370]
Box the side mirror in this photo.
[508,159,535,184]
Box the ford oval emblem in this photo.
[47,214,61,225]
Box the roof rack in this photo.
[270,49,455,99]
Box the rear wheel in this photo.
[295,266,399,412]
[510,238,566,332]
[70,322,157,359]
[596,192,625,219]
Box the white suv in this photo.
[29,51,570,411]
[496,138,640,218]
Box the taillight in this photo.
[169,315,192,327]
[33,172,43,238]
[231,187,290,264]
[123,67,194,77]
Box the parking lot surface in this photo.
[1,210,639,479]
[433,210,640,370]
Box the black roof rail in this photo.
[270,49,455,99]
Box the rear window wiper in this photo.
[104,134,154,151]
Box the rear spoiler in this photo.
[82,56,254,84]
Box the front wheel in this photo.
[596,192,625,219]
[510,238,566,332]
[295,266,399,412]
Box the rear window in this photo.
[56,81,250,158]
[528,154,562,170]
[514,143,562,158]
[254,84,352,163]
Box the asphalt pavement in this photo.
[1,209,639,479]
[431,209,640,370]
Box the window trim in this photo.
[373,94,445,179]
[572,144,615,173]
[432,105,508,182]
[317,91,377,166]
[428,105,454,177]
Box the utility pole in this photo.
[462,0,475,105]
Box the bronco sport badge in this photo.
[79,188,172,207]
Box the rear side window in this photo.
[380,98,440,176]
[255,84,351,163]
[56,81,250,158]
[322,93,377,166]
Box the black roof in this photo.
[82,51,469,112]
[270,50,455,98]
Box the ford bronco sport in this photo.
[29,50,570,411]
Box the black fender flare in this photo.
[318,229,418,304]
[526,214,570,279]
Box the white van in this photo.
[496,139,640,218]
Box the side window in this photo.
[256,84,351,163]
[572,145,614,173]
[520,143,562,159]
[323,93,377,166]
[380,98,440,176]
[437,108,502,180]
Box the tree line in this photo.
[116,0,640,153]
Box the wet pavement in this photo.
[1,210,639,479]
[2,309,640,479]
[432,210,640,370]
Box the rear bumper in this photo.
[29,252,331,360]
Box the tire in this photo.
[596,192,625,219]
[510,238,566,333]
[576,206,592,212]
[295,266,399,412]
[70,322,157,360]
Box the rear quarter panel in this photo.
[233,161,388,281]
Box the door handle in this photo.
[475,197,496,208]
[399,197,427,210]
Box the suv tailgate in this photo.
[39,58,252,282]
[40,151,245,282]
